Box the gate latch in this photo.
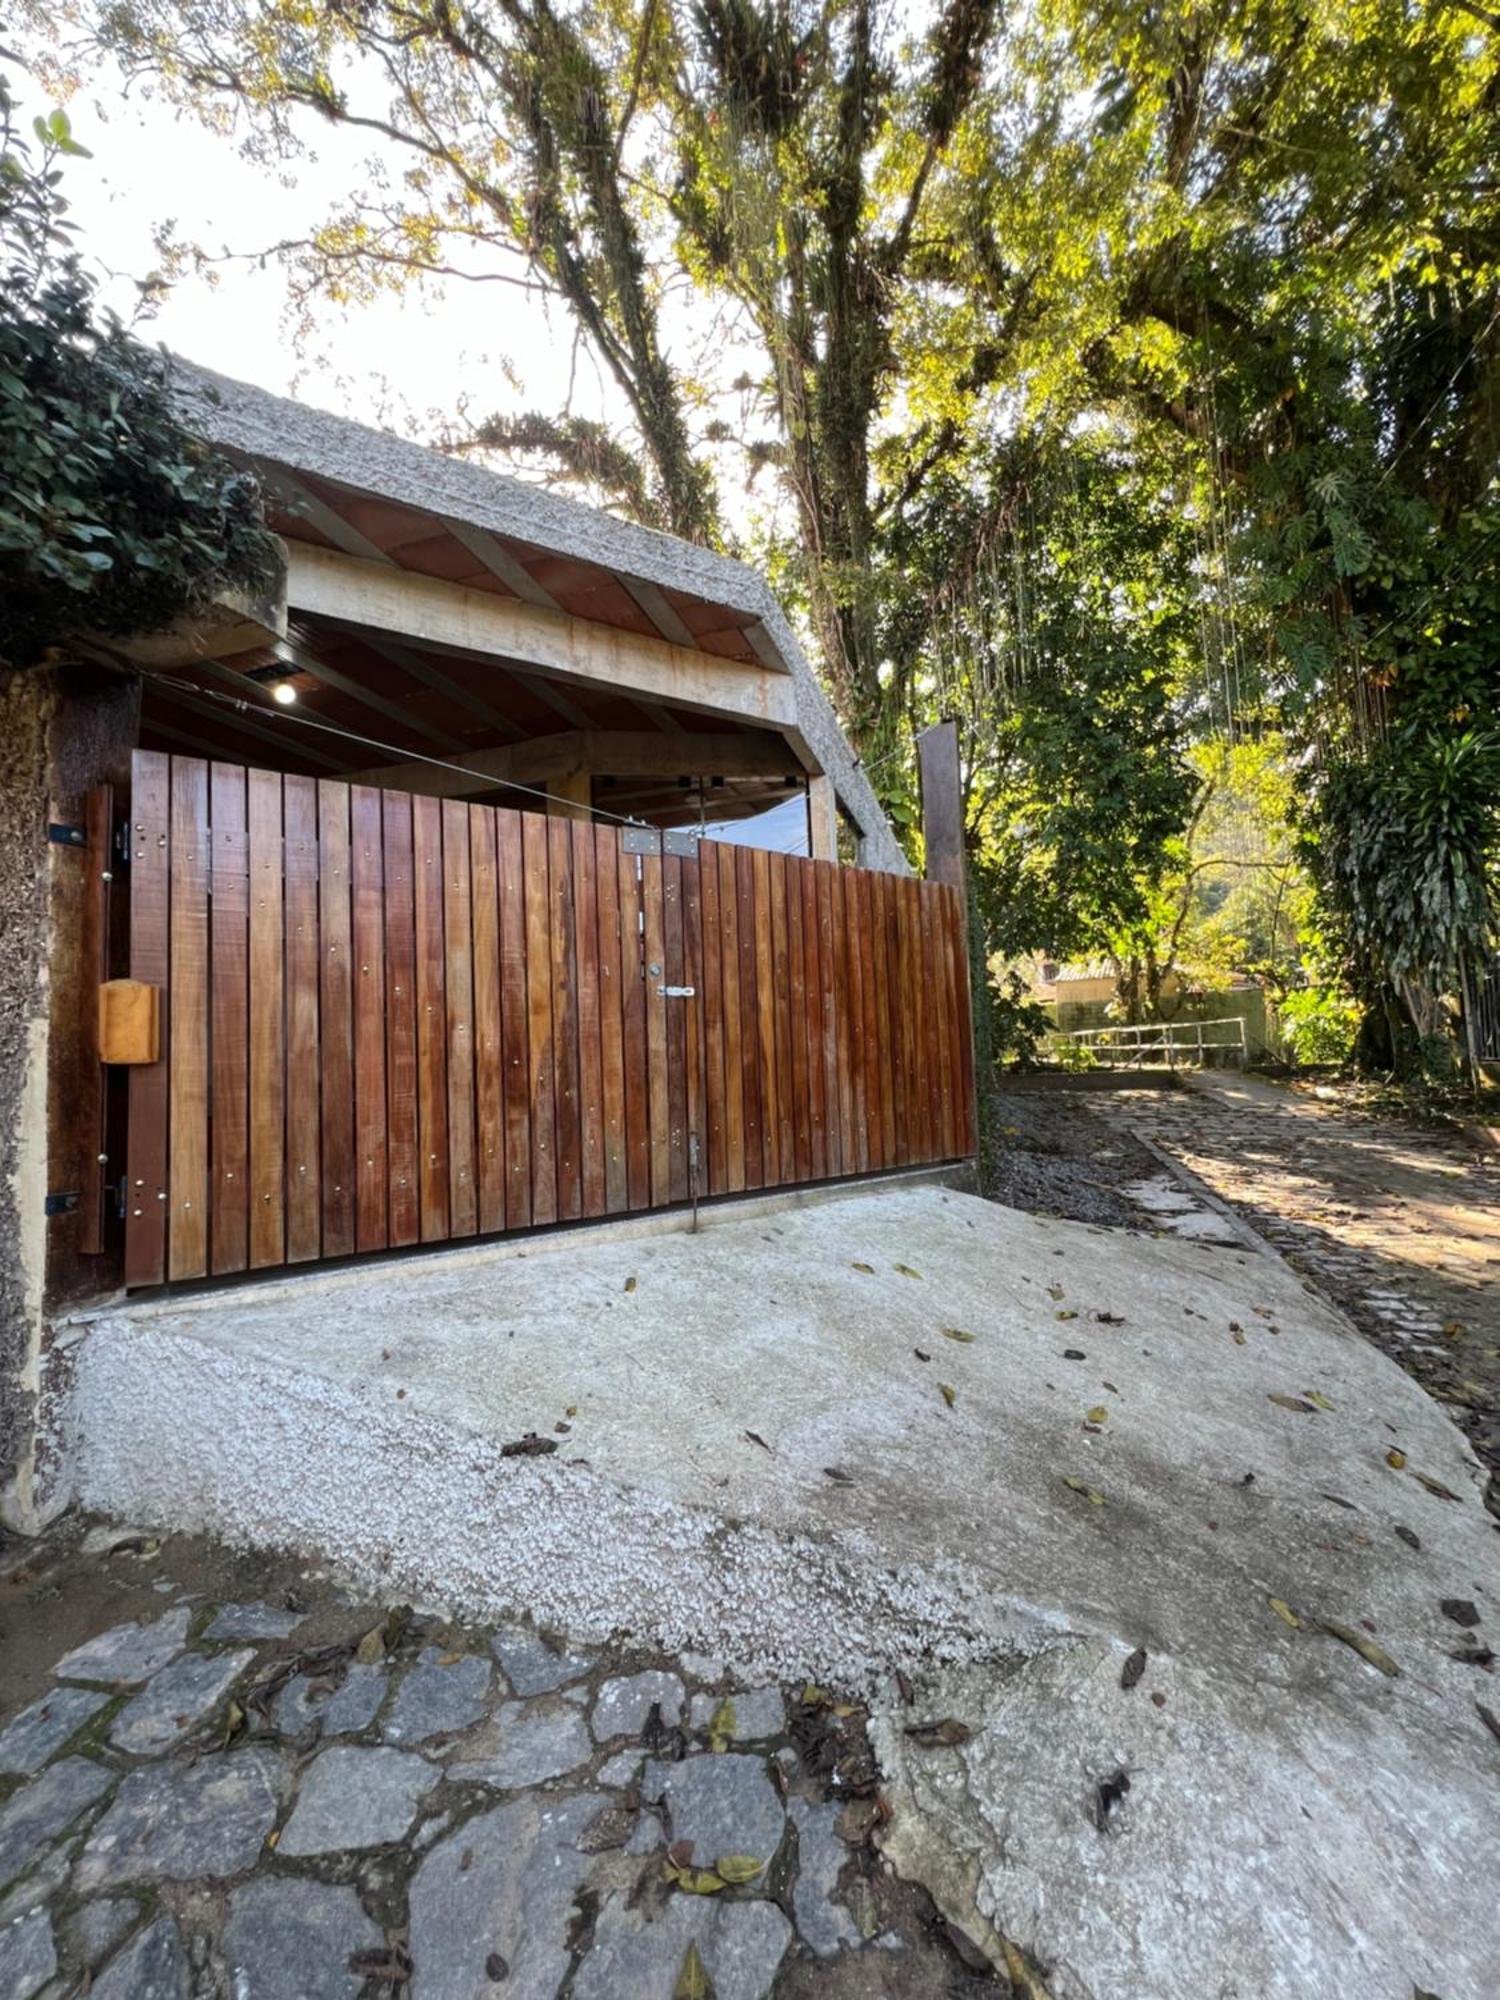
[45,1191,81,1217]
[657,985,696,999]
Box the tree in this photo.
[0,75,278,669]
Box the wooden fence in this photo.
[124,750,975,1286]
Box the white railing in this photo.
[1054,1016,1248,1069]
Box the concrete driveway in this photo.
[69,1178,1500,1998]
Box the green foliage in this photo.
[984,966,1052,1069]
[1277,989,1363,1071]
[0,78,277,669]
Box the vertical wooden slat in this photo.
[893,873,916,1163]
[769,855,795,1182]
[352,786,389,1250]
[845,865,870,1175]
[642,849,671,1207]
[949,887,978,1156]
[76,783,114,1256]
[617,840,650,1210]
[752,848,779,1184]
[573,820,606,1217]
[856,870,884,1172]
[317,781,354,1257]
[522,810,557,1225]
[799,860,827,1183]
[815,862,841,1179]
[663,854,688,1204]
[932,885,959,1159]
[126,753,171,1286]
[595,825,628,1215]
[873,871,899,1168]
[283,776,321,1264]
[471,805,504,1236]
[906,876,932,1161]
[718,844,745,1194]
[208,764,248,1274]
[497,809,532,1230]
[247,767,286,1268]
[548,818,582,1223]
[736,846,764,1190]
[382,790,420,1248]
[166,757,209,1282]
[443,799,477,1239]
[413,794,450,1241]
[830,866,855,1174]
[690,847,720,1195]
[785,857,812,1184]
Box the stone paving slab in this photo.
[204,1601,303,1642]
[75,1750,282,1890]
[224,1876,380,2000]
[492,1628,596,1696]
[0,1904,56,2000]
[0,1686,111,1775]
[0,1757,115,1892]
[279,1745,434,1855]
[383,1648,492,1745]
[91,1914,187,2000]
[53,1608,191,1687]
[274,1661,387,1738]
[109,1648,254,1755]
[449,1703,591,1790]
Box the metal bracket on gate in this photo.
[45,1191,81,1217]
[657,985,696,999]
[620,826,661,855]
[662,830,700,857]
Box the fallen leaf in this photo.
[707,1698,736,1753]
[1120,1647,1147,1690]
[894,1263,923,1280]
[1056,1309,1078,1321]
[851,1261,874,1274]
[1386,1448,1407,1470]
[714,1854,765,1884]
[823,1465,854,1484]
[354,1626,386,1666]
[939,1383,957,1408]
[1047,1283,1065,1302]
[668,1839,696,1869]
[665,1863,727,1896]
[1086,1406,1109,1425]
[895,1669,914,1705]
[674,1943,712,2000]
[1063,1348,1087,1361]
[1093,1768,1131,1830]
[744,1430,772,1453]
[1094,1310,1126,1325]
[486,1953,510,1983]
[1268,1597,1301,1629]
[905,1717,972,1748]
[265,1828,280,1851]
[565,1405,577,1417]
[1062,1475,1106,1507]
[501,1432,557,1457]
[1304,1390,1336,1412]
[942,1327,977,1344]
[1442,1319,1465,1338]
[913,1347,931,1362]
[1477,1702,1500,1748]
[801,1683,829,1708]
[1320,1620,1399,1677]
[623,1275,637,1293]
[1393,1524,1421,1550]
[1411,1471,1461,1502]
[1268,1393,1318,1414]
[437,1651,463,1667]
[1440,1599,1481,1628]
[1232,1332,1247,1345]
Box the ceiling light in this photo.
[271,679,298,705]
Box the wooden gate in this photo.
[122,750,975,1286]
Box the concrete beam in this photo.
[808,777,838,862]
[340,728,802,801]
[285,543,798,735]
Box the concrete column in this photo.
[917,720,966,900]
[807,775,838,862]
[546,769,592,822]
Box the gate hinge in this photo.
[45,1190,81,1217]
[48,823,87,848]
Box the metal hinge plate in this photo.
[48,823,87,848]
[662,829,701,857]
[620,827,661,855]
[45,1191,81,1216]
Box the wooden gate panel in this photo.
[413,794,450,1241]
[166,756,209,1283]
[126,752,976,1288]
[352,786,390,1252]
[283,775,320,1265]
[382,789,420,1248]
[442,798,478,1240]
[209,761,249,1276]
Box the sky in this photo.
[31,48,615,448]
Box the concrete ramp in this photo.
[68,1181,1500,1999]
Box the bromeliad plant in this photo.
[0,76,277,670]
